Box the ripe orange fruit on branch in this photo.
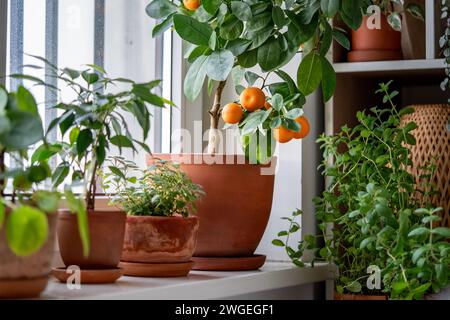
[292,116,310,139]
[273,126,295,144]
[240,87,266,112]
[222,103,243,124]
[183,0,201,10]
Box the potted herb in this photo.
[145,0,368,270]
[274,82,450,300]
[102,157,203,277]
[34,63,171,283]
[0,85,86,298]
[348,0,425,62]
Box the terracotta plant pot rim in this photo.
[126,215,198,221]
[58,209,125,218]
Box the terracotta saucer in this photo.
[119,261,194,277]
[51,267,123,284]
[348,50,402,62]
[0,276,49,299]
[192,255,266,271]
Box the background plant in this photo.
[440,0,450,104]
[273,82,450,299]
[102,157,204,217]
[18,58,172,212]
[0,84,86,257]
[367,0,424,31]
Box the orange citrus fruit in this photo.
[222,103,243,124]
[292,116,310,139]
[240,87,266,112]
[264,102,272,110]
[183,0,200,10]
[273,126,295,144]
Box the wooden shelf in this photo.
[333,59,445,75]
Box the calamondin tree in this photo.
[146,0,369,160]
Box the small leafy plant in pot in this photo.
[348,0,425,62]
[0,85,87,298]
[33,63,171,283]
[102,157,204,277]
[273,82,450,300]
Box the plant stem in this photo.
[86,160,98,210]
[207,80,227,154]
[0,150,4,197]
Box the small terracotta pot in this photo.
[121,215,199,263]
[334,292,388,300]
[348,14,402,62]
[149,154,276,257]
[0,212,56,299]
[57,210,126,269]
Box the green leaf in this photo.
[16,86,38,114]
[0,86,8,112]
[246,12,272,32]
[244,71,260,87]
[346,281,362,293]
[408,227,429,237]
[76,129,93,155]
[237,49,258,68]
[272,6,287,27]
[52,163,70,187]
[6,206,48,257]
[152,13,175,38]
[432,227,450,238]
[62,68,80,80]
[205,49,235,81]
[412,246,427,264]
[173,14,213,46]
[64,190,89,258]
[1,111,43,150]
[275,70,298,94]
[341,0,363,31]
[225,38,251,56]
[109,166,126,180]
[0,201,4,229]
[321,0,340,18]
[184,55,209,101]
[202,0,221,15]
[297,52,322,96]
[32,191,61,213]
[321,56,336,102]
[110,135,134,149]
[145,0,177,19]
[81,71,99,85]
[257,37,282,72]
[219,14,244,40]
[31,143,62,163]
[272,239,285,247]
[333,30,350,50]
[231,1,252,21]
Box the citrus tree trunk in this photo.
[207,80,227,154]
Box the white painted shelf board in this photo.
[333,59,445,74]
[40,262,335,300]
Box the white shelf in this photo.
[40,262,335,300]
[333,59,445,74]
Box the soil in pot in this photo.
[348,14,402,62]
[56,210,126,283]
[120,215,199,277]
[0,213,57,299]
[148,154,276,271]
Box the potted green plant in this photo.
[274,82,450,300]
[145,0,368,270]
[32,63,171,283]
[0,84,87,298]
[348,0,425,62]
[102,157,203,277]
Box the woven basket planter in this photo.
[401,104,450,228]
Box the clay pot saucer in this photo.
[51,267,123,284]
[0,276,49,299]
[119,261,194,277]
[348,50,402,62]
[192,255,266,271]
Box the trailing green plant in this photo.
[16,57,173,211]
[440,0,450,103]
[0,84,87,257]
[102,157,204,217]
[273,82,450,300]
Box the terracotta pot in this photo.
[334,292,388,300]
[121,215,199,263]
[148,154,276,257]
[348,14,402,62]
[0,212,56,299]
[57,210,126,269]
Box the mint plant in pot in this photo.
[145,0,371,270]
[0,85,87,298]
[274,82,450,300]
[38,64,169,283]
[102,157,203,277]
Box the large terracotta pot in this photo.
[0,212,56,299]
[57,210,126,269]
[334,292,388,300]
[348,14,402,62]
[121,215,199,263]
[149,154,276,257]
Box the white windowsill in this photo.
[40,262,335,300]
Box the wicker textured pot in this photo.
[400,104,450,227]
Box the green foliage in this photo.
[440,0,450,103]
[368,0,425,31]
[274,82,450,300]
[146,0,372,103]
[102,157,204,217]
